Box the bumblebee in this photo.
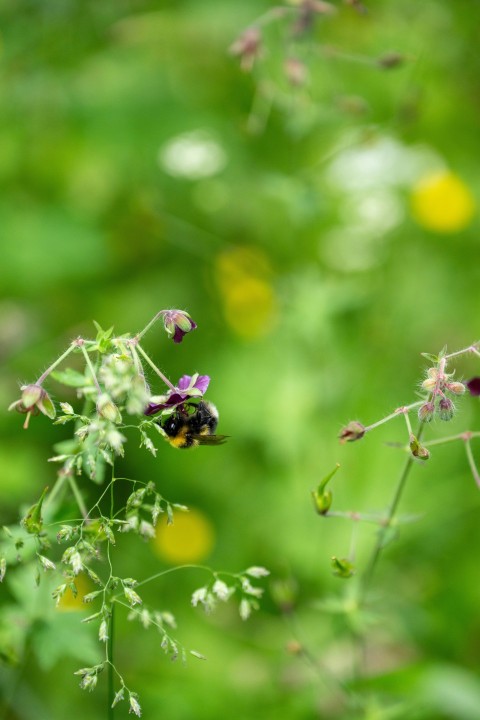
[159,401,228,449]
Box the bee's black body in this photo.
[160,401,227,449]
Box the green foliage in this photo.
[2,0,480,718]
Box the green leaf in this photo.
[31,612,100,671]
[51,368,88,388]
[93,322,115,353]
[53,439,79,454]
[417,664,480,720]
[21,487,49,535]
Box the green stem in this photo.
[44,472,68,513]
[135,344,176,391]
[465,440,480,488]
[365,401,423,433]
[36,342,77,385]
[78,343,102,394]
[444,341,480,360]
[135,563,212,589]
[423,431,480,447]
[359,423,425,602]
[67,475,89,520]
[135,311,165,342]
[108,604,115,720]
[107,464,116,720]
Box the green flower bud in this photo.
[331,556,355,579]
[96,394,122,423]
[409,434,430,460]
[21,487,49,535]
[311,489,332,515]
[37,390,56,419]
[312,464,339,515]
[21,384,43,408]
[446,381,466,396]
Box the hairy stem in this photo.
[359,423,425,602]
[107,465,116,720]
[135,311,165,342]
[78,343,102,394]
[36,342,77,385]
[465,440,480,488]
[364,401,423,433]
[108,604,115,720]
[135,344,176,391]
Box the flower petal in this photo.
[177,375,193,391]
[193,375,210,394]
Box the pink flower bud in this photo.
[446,381,466,396]
[339,421,365,443]
[438,397,454,421]
[96,394,122,423]
[418,402,434,422]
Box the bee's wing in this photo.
[195,434,229,446]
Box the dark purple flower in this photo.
[163,310,197,344]
[144,374,210,416]
[467,377,480,397]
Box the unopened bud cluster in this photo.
[418,366,465,423]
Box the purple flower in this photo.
[467,377,480,397]
[144,374,210,416]
[163,310,197,344]
[177,374,210,394]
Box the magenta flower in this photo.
[163,310,197,344]
[144,374,210,416]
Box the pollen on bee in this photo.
[168,426,190,449]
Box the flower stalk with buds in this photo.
[5,309,266,720]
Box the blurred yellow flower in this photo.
[215,247,278,340]
[153,507,215,564]
[56,573,92,612]
[411,171,475,233]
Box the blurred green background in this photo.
[1,0,480,718]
